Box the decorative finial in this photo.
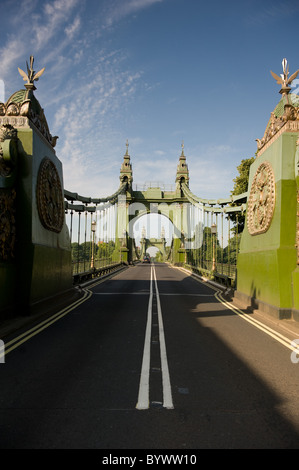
[125,139,129,155]
[18,55,45,91]
[270,58,299,95]
[180,140,185,158]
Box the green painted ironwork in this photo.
[64,144,245,286]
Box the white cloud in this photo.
[246,1,299,26]
[0,0,165,198]
[32,0,81,48]
[0,0,83,91]
[65,15,81,38]
[0,80,4,102]
[0,39,26,82]
[48,45,145,196]
[104,0,163,27]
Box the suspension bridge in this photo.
[63,140,247,287]
[0,56,299,449]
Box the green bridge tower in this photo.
[236,59,299,320]
[0,56,72,319]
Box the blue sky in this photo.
[0,0,299,200]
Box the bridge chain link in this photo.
[181,182,247,214]
[64,181,128,212]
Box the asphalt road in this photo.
[1,262,299,450]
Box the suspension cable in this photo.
[181,182,247,214]
[64,181,128,207]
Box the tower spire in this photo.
[181,140,185,157]
[175,142,189,190]
[119,139,133,189]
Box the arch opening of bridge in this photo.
[132,212,174,262]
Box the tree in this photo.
[230,157,254,233]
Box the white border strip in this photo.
[215,291,298,352]
[175,264,299,354]
[0,289,93,360]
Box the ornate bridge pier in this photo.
[0,57,72,319]
[235,59,299,319]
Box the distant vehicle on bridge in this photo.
[142,255,151,263]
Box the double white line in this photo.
[136,264,173,410]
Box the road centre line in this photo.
[136,264,173,410]
[92,292,150,295]
[92,292,214,296]
[136,266,153,410]
[153,265,174,409]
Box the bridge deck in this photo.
[1,263,299,449]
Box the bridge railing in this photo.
[134,182,176,192]
[64,184,129,283]
[178,183,247,287]
[64,181,247,287]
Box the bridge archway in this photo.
[131,212,174,261]
[132,213,173,244]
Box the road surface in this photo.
[1,262,299,449]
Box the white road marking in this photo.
[0,289,93,361]
[176,265,299,354]
[92,292,150,295]
[136,266,153,410]
[153,265,174,409]
[215,291,299,353]
[136,264,174,410]
[92,292,213,296]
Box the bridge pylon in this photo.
[0,56,72,319]
[236,58,299,319]
[112,143,134,263]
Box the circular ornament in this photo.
[36,158,64,233]
[247,161,275,235]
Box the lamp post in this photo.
[211,223,217,272]
[91,220,96,269]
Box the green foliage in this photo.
[230,157,255,233]
[155,251,164,262]
[232,157,255,195]
[222,233,240,265]
[71,240,115,264]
